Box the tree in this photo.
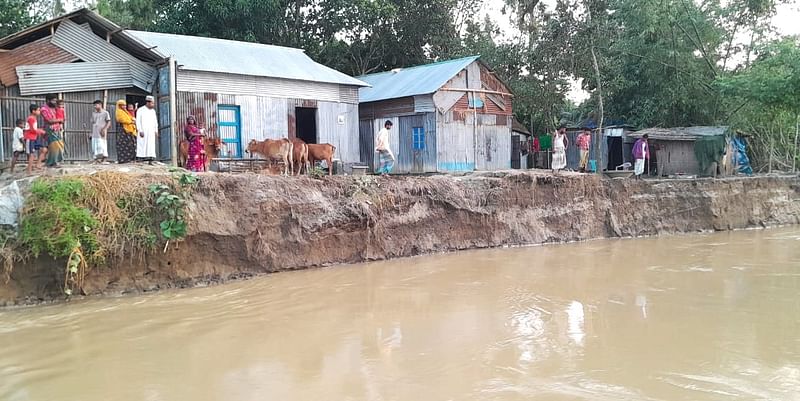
[0,0,40,38]
[717,38,800,171]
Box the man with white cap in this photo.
[135,95,159,164]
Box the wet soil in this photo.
[3,170,799,305]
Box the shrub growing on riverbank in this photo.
[7,170,198,295]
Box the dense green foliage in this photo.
[2,0,798,168]
[19,179,101,263]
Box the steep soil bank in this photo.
[3,171,799,305]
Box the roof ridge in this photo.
[126,30,304,53]
[357,55,479,78]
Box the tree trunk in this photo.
[590,46,604,173]
[769,130,774,174]
[794,113,799,173]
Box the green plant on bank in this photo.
[19,179,101,263]
[18,179,100,295]
[13,170,200,296]
[308,166,326,180]
[149,170,199,241]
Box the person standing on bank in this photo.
[24,104,46,174]
[375,120,395,175]
[10,118,26,173]
[41,94,64,167]
[90,100,111,164]
[633,134,650,179]
[135,95,159,165]
[576,127,592,173]
[115,100,137,163]
[551,125,568,174]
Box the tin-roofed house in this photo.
[0,9,161,161]
[357,56,514,173]
[0,8,368,165]
[628,126,730,177]
[128,31,368,162]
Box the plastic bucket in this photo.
[589,159,597,172]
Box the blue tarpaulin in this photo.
[733,137,753,175]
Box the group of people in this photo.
[9,95,161,174]
[548,125,650,178]
[550,125,594,174]
[11,94,66,174]
[114,95,159,165]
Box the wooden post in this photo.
[169,57,178,167]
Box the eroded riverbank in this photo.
[2,170,800,305]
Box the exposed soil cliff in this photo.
[3,171,799,305]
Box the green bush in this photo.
[19,179,101,263]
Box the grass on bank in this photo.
[3,170,198,296]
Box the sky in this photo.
[480,0,800,102]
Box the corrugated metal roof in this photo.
[126,30,368,87]
[357,56,479,103]
[0,36,78,86]
[631,126,729,141]
[52,19,156,92]
[16,61,133,95]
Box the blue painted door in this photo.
[217,105,242,158]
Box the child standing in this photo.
[24,104,45,174]
[10,119,26,173]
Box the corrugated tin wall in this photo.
[318,101,359,164]
[435,111,512,172]
[392,113,436,173]
[413,95,435,113]
[16,61,133,95]
[338,86,359,104]
[177,70,351,103]
[176,91,359,163]
[474,116,512,171]
[436,112,475,172]
[51,19,156,92]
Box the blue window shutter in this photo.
[412,127,425,150]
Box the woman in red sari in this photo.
[184,116,206,172]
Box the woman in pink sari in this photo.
[184,116,206,172]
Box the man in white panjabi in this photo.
[135,95,159,165]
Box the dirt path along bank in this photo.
[3,171,799,305]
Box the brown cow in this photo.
[289,138,310,175]
[245,138,294,175]
[179,137,225,172]
[307,143,336,175]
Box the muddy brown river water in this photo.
[2,228,800,401]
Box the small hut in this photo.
[511,119,531,169]
[628,126,730,177]
[357,56,514,173]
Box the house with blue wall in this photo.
[357,56,514,173]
